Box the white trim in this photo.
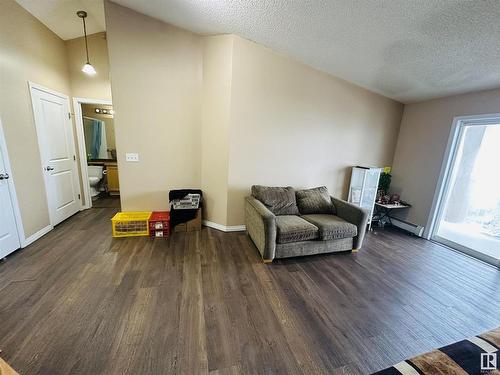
[203,220,246,232]
[21,225,53,248]
[0,118,25,249]
[73,97,113,210]
[426,112,500,239]
[28,81,68,100]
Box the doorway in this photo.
[73,98,120,210]
[430,115,500,267]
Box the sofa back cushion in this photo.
[295,186,335,215]
[251,185,300,216]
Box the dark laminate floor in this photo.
[91,195,121,208]
[0,207,498,375]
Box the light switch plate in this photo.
[125,153,139,162]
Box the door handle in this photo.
[45,166,54,171]
[0,173,8,180]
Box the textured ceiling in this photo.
[15,0,105,40]
[17,0,500,103]
[111,0,500,103]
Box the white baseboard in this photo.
[203,220,246,232]
[21,225,53,248]
[390,217,424,237]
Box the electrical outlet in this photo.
[126,153,139,162]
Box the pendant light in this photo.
[77,10,96,76]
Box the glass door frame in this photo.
[427,113,500,267]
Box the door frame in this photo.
[0,117,25,248]
[28,81,82,225]
[73,97,113,209]
[426,113,500,266]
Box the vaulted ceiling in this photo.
[15,0,105,40]
[15,0,500,103]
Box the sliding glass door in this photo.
[432,117,500,267]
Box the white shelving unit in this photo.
[348,166,382,230]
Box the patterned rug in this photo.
[373,327,499,374]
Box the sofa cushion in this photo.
[301,214,357,240]
[295,186,335,215]
[251,185,299,215]
[276,215,319,244]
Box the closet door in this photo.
[30,83,81,225]
[0,130,21,258]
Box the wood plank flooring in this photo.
[0,207,498,374]
[90,195,121,208]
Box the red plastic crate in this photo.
[151,229,169,238]
[149,211,170,237]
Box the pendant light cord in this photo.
[82,16,90,63]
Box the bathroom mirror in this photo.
[82,104,117,161]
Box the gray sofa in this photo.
[245,186,369,262]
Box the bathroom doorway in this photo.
[74,98,120,209]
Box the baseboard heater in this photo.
[390,217,424,237]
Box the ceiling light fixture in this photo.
[77,10,96,76]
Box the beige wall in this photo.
[65,32,112,100]
[0,0,404,232]
[0,1,113,238]
[104,1,203,211]
[0,0,72,237]
[4,0,497,234]
[226,37,403,225]
[200,35,234,225]
[104,3,404,226]
[391,87,500,230]
[66,32,112,207]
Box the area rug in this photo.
[372,327,499,374]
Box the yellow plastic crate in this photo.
[111,211,152,237]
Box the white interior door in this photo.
[0,134,21,258]
[30,84,81,226]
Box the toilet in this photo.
[88,165,104,198]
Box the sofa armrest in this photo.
[331,197,369,249]
[245,196,276,261]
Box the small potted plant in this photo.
[377,169,392,202]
